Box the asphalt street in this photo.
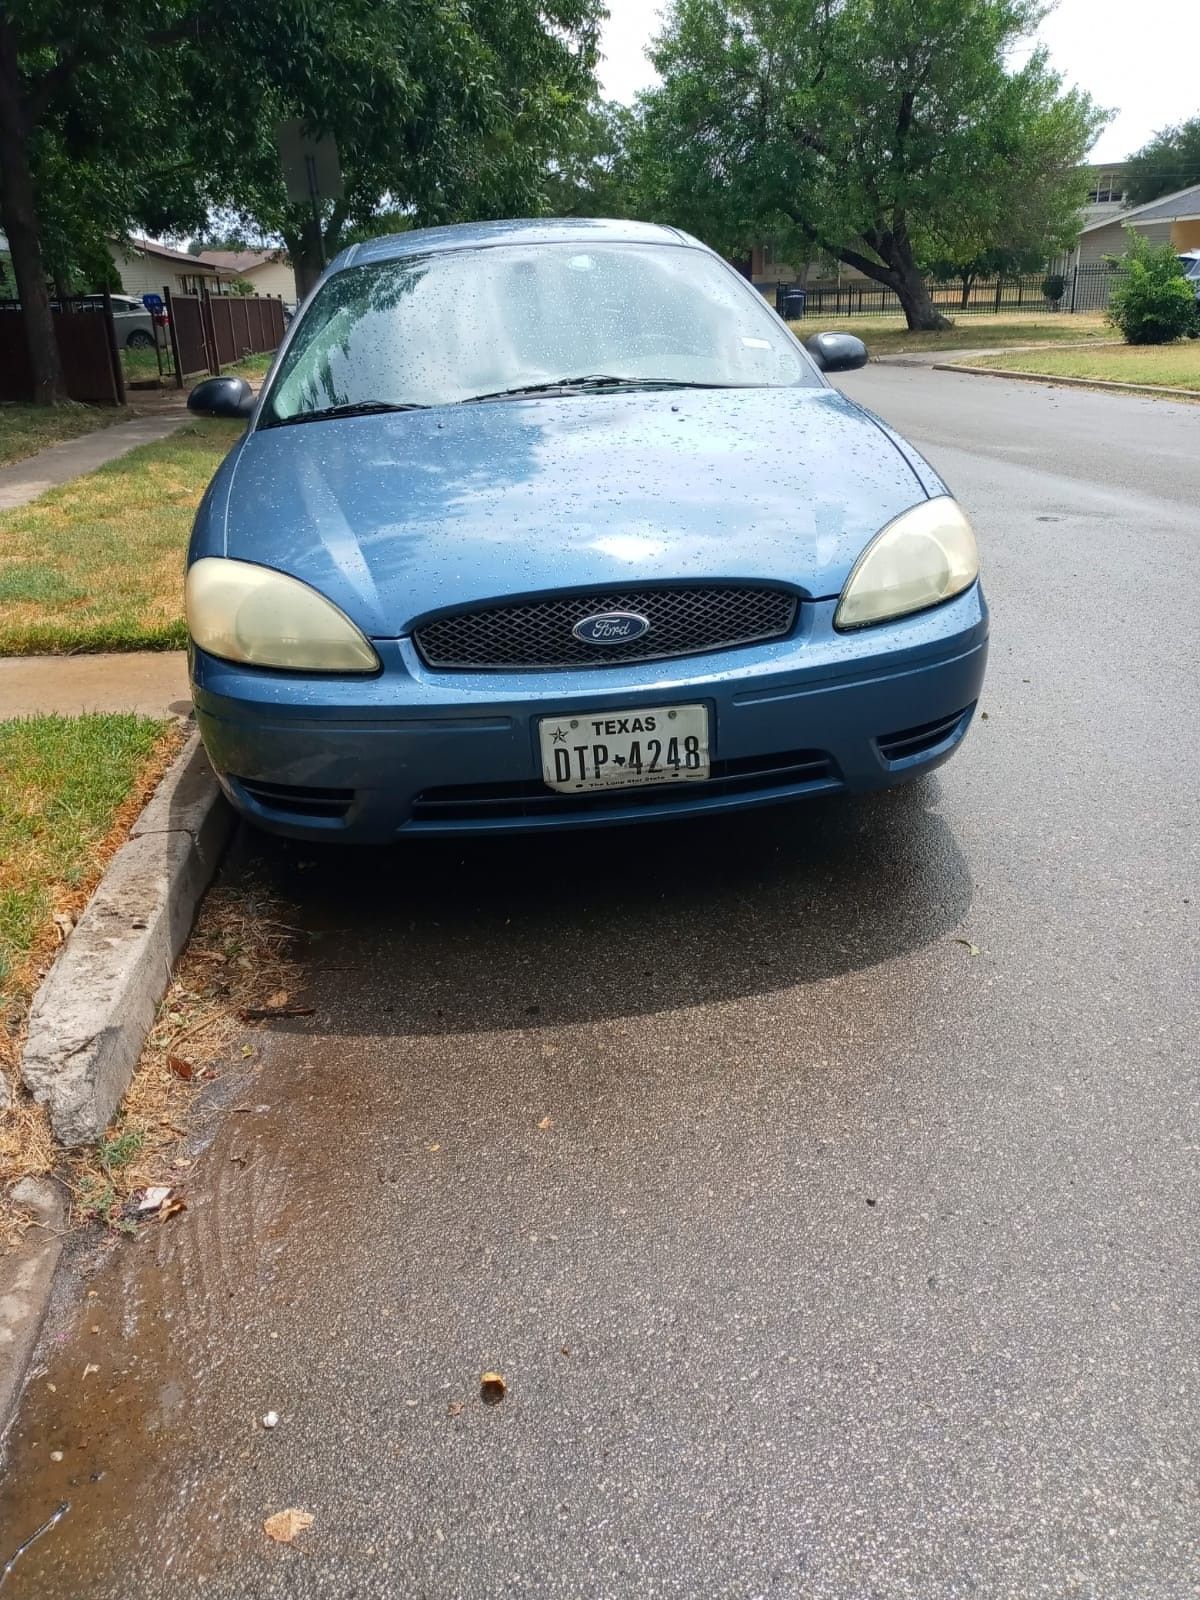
[3,366,1197,1598]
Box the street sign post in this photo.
[277,120,344,275]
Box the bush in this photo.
[1107,231,1197,344]
[1041,272,1066,305]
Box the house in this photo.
[109,237,225,298]
[197,249,297,303]
[1074,180,1200,266]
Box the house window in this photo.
[1088,173,1125,204]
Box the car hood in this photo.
[211,386,930,637]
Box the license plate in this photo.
[539,704,710,794]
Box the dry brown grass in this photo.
[4,872,298,1248]
[61,879,299,1232]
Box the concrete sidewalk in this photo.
[0,409,192,512]
[0,651,190,720]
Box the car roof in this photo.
[331,218,701,273]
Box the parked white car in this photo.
[81,293,160,348]
[1179,251,1200,299]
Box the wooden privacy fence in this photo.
[164,285,286,384]
[0,295,125,405]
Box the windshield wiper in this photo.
[462,375,738,403]
[266,400,429,427]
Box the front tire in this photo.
[126,329,154,349]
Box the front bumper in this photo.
[191,590,988,840]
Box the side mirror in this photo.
[804,332,869,373]
[188,376,255,419]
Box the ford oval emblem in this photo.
[572,611,652,646]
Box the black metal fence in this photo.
[776,263,1130,320]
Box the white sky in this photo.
[597,0,1200,165]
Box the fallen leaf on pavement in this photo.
[480,1372,506,1405]
[264,1508,314,1544]
[537,1116,553,1131]
[447,1401,465,1418]
[159,1193,187,1222]
[953,938,981,957]
[168,1055,195,1081]
[83,1363,99,1378]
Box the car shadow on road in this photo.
[226,778,973,1037]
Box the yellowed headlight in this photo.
[835,497,979,630]
[186,558,379,672]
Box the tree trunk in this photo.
[959,272,974,311]
[890,265,950,331]
[0,16,68,404]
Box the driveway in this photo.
[2,368,1197,1599]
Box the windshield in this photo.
[263,241,819,421]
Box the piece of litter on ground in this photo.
[83,1363,99,1378]
[263,1508,314,1544]
[427,1143,441,1153]
[480,1372,506,1405]
[50,1450,63,1462]
[137,1186,172,1214]
[262,1411,279,1429]
[537,1116,553,1130]
[953,938,982,957]
[447,1401,465,1418]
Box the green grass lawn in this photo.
[0,713,180,1196]
[227,352,275,379]
[122,347,275,387]
[965,340,1200,391]
[786,313,1111,357]
[0,714,177,1061]
[0,402,131,469]
[0,419,243,654]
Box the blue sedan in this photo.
[185,218,987,840]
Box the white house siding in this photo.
[1077,218,1175,266]
[241,259,296,300]
[110,244,218,298]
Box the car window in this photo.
[263,241,819,419]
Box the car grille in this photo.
[413,586,799,671]
[408,748,837,825]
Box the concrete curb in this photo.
[0,1179,65,1438]
[933,362,1200,402]
[20,731,232,1147]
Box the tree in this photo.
[924,247,1047,310]
[629,0,1105,330]
[0,0,602,400]
[191,0,603,297]
[1125,118,1200,207]
[542,100,638,219]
